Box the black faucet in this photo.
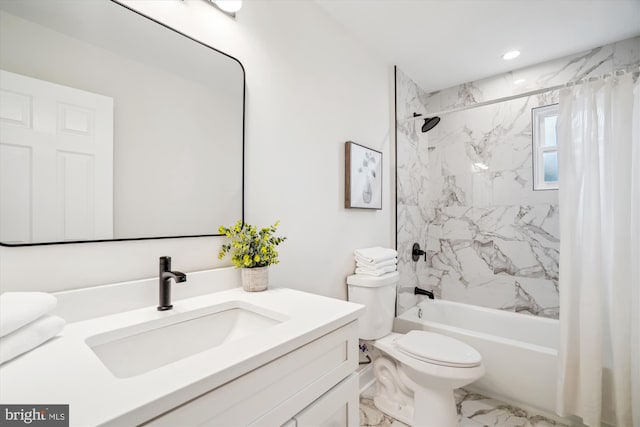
[158,256,187,311]
[414,287,435,299]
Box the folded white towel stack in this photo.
[354,257,396,270]
[0,292,65,365]
[354,247,398,265]
[353,247,398,276]
[0,292,57,337]
[0,315,65,365]
[355,265,397,276]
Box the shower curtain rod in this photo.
[416,66,640,118]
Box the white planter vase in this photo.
[241,266,268,292]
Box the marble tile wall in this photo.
[395,36,640,317]
[395,67,434,313]
[423,36,640,114]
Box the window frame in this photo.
[531,103,559,191]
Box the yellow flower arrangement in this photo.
[218,220,286,268]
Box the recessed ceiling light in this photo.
[503,50,521,60]
[513,78,526,85]
[214,0,242,13]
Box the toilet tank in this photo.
[346,271,399,340]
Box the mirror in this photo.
[0,0,244,246]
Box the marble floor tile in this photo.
[360,387,567,427]
[459,418,487,427]
[360,397,410,427]
[455,389,567,427]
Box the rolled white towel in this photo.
[354,247,398,264]
[0,292,58,337]
[355,257,397,269]
[355,265,397,276]
[0,315,65,365]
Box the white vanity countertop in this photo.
[0,287,364,426]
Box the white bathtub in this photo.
[394,299,560,416]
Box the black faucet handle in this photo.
[412,243,427,262]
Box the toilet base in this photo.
[373,394,414,426]
[372,355,460,427]
[413,386,458,427]
[372,357,415,425]
[373,386,458,427]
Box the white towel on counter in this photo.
[355,265,397,276]
[0,315,66,365]
[355,257,397,269]
[0,292,58,337]
[354,247,398,264]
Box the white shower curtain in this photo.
[556,72,640,427]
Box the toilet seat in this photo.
[375,332,484,389]
[395,330,482,368]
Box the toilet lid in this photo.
[395,330,482,367]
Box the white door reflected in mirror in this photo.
[0,70,114,244]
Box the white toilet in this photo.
[347,272,484,427]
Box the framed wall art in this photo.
[345,141,382,209]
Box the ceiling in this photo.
[315,0,640,93]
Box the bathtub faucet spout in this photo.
[414,287,434,299]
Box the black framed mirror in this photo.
[0,0,244,246]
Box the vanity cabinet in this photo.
[291,373,359,427]
[143,321,359,426]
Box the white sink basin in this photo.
[86,302,285,378]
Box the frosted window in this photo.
[543,116,557,146]
[543,151,558,182]
[532,104,559,190]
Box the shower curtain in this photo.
[556,72,639,427]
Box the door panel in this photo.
[0,69,113,243]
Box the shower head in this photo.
[421,116,440,133]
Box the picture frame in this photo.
[345,141,382,209]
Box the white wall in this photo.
[0,0,393,300]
